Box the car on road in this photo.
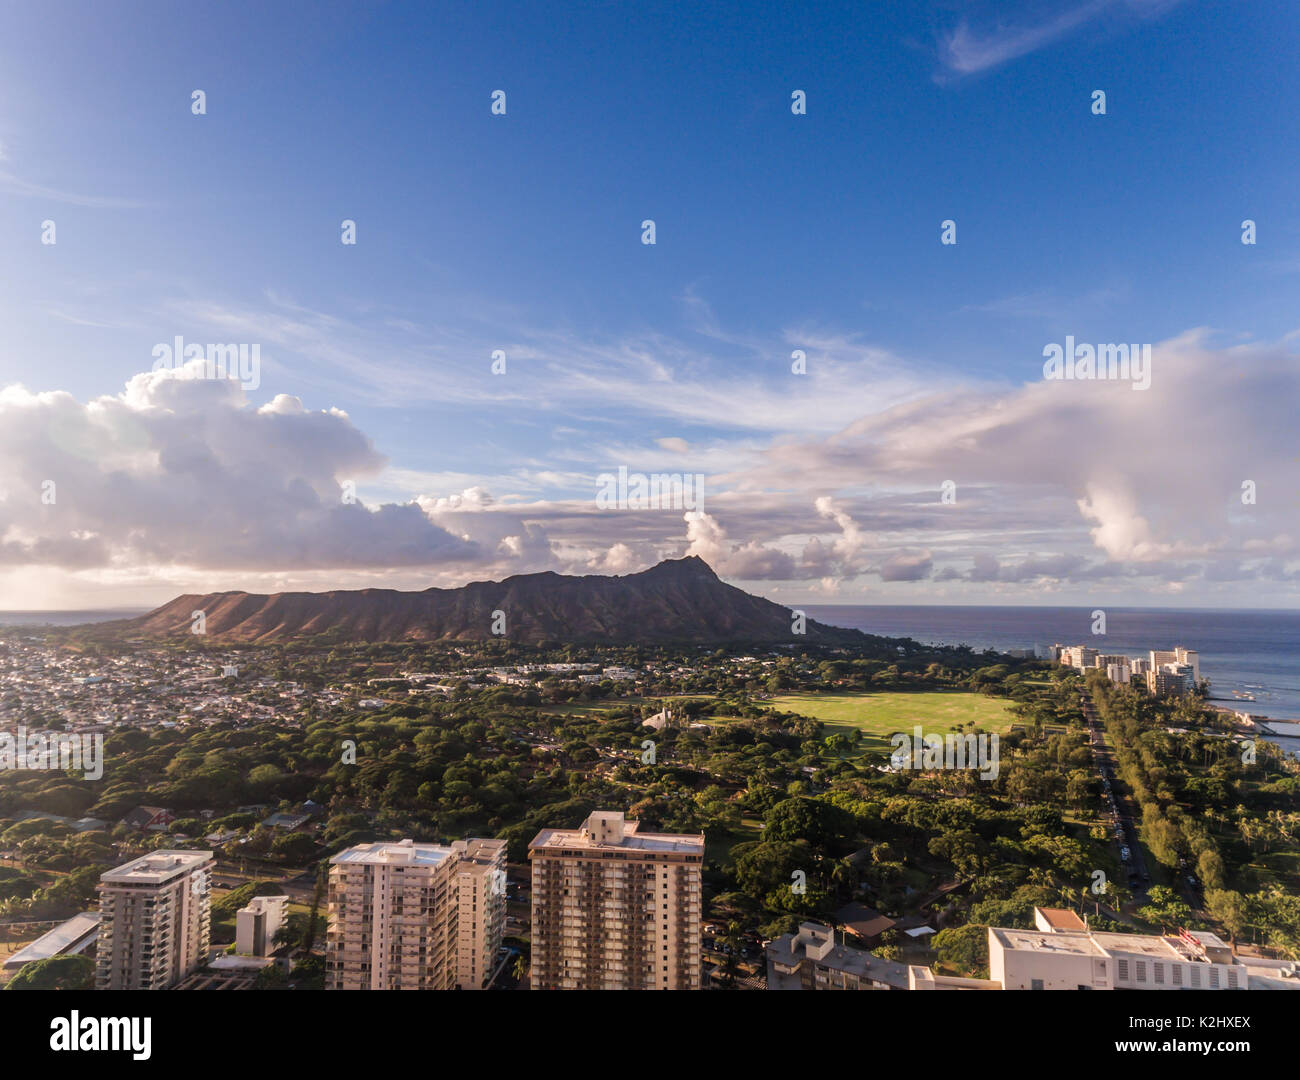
[1120,846,1131,861]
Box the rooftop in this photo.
[989,928,1105,957]
[767,923,909,990]
[835,902,897,940]
[530,810,704,855]
[3,911,100,970]
[100,849,212,884]
[1034,906,1087,932]
[331,839,454,867]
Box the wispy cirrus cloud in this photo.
[936,0,1183,79]
[0,169,146,209]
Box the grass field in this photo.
[767,691,1017,754]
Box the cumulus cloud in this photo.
[1076,482,1211,563]
[683,510,796,579]
[737,330,1300,591]
[3,325,1297,607]
[0,364,478,572]
[587,542,647,574]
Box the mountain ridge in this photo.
[106,557,867,645]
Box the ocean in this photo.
[808,605,1300,757]
[0,610,146,627]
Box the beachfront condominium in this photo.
[325,837,507,990]
[95,850,213,991]
[528,810,704,990]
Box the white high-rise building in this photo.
[1175,648,1200,684]
[325,837,507,990]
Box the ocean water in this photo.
[808,605,1300,755]
[0,610,146,627]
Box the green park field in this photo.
[767,691,1016,753]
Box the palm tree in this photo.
[301,860,327,955]
[722,920,743,988]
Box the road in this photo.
[1081,690,1150,902]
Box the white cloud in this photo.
[937,1,1183,78]
[0,364,478,573]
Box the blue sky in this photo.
[1,0,1299,609]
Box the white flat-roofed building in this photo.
[990,922,1298,991]
[529,810,704,990]
[95,850,213,990]
[3,911,100,971]
[235,895,289,957]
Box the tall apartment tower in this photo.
[529,810,704,990]
[326,839,458,990]
[325,837,507,990]
[450,838,508,990]
[95,850,213,990]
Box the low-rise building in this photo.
[766,922,908,990]
[3,911,100,971]
[236,895,290,957]
[989,913,1299,990]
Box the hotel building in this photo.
[529,810,704,990]
[95,850,213,991]
[1051,644,1199,698]
[1149,664,1194,698]
[325,837,506,990]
